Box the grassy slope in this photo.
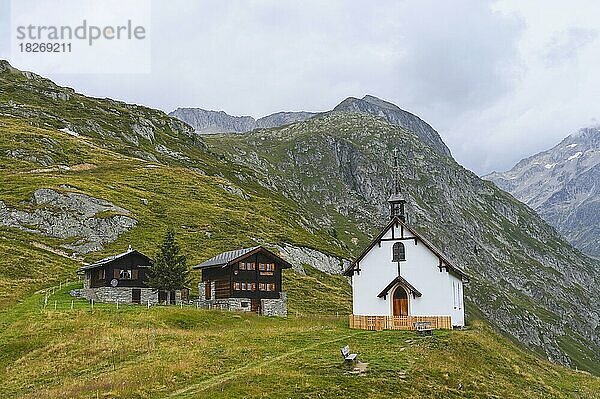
[0,117,345,308]
[0,283,598,399]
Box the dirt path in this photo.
[167,331,364,398]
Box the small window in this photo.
[392,242,406,262]
[119,269,132,279]
[263,283,275,292]
[234,282,241,291]
[240,262,257,271]
[97,269,105,280]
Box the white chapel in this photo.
[344,152,468,328]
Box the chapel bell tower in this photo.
[388,148,406,222]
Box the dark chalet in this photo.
[193,246,291,316]
[75,246,188,305]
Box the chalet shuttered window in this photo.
[259,263,275,271]
[235,282,256,291]
[239,262,256,271]
[120,270,131,279]
[259,283,276,291]
[392,242,406,262]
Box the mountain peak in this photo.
[485,124,600,257]
[333,95,451,157]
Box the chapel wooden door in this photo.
[393,287,408,316]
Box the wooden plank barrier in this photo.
[348,315,452,331]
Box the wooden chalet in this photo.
[75,246,188,305]
[194,246,291,316]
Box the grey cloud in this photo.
[392,1,523,111]
[3,0,598,176]
[544,27,598,66]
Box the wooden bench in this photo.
[341,345,358,364]
[414,321,433,336]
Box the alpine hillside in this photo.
[0,60,599,398]
[485,126,600,258]
[206,112,600,373]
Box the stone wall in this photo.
[72,287,187,306]
[194,286,287,317]
[261,292,287,317]
[198,281,216,301]
[83,271,91,289]
[195,297,253,312]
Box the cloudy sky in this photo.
[2,0,599,174]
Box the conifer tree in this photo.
[147,228,189,300]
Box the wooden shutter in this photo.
[132,269,139,280]
[113,268,120,279]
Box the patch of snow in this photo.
[544,163,556,169]
[566,143,578,148]
[567,151,582,161]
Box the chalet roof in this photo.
[77,248,152,273]
[377,275,422,298]
[193,246,292,270]
[343,216,469,280]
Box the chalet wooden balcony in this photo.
[349,315,452,331]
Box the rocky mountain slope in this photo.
[333,95,451,156]
[206,113,600,374]
[1,59,599,375]
[169,108,316,133]
[170,95,451,158]
[485,127,600,258]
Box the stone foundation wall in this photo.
[75,287,159,305]
[199,281,216,300]
[262,293,287,317]
[72,287,186,306]
[83,271,91,289]
[195,297,253,312]
[194,287,287,317]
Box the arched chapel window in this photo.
[392,242,406,262]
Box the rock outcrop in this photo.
[0,188,136,254]
[277,243,350,275]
